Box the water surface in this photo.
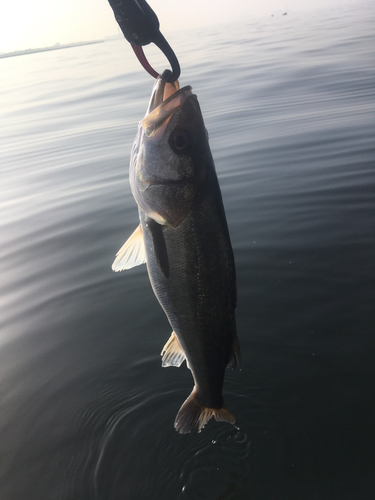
[0,5,374,499]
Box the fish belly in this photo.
[139,184,237,432]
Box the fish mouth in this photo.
[147,70,180,114]
[143,71,193,140]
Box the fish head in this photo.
[130,73,212,228]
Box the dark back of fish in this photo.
[139,95,239,432]
[113,78,241,433]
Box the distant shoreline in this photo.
[0,40,104,59]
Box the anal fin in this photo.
[161,332,188,368]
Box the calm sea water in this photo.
[1,5,374,500]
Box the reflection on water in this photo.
[1,4,375,499]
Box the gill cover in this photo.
[129,74,207,227]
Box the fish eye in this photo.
[171,129,191,151]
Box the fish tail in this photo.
[174,388,235,434]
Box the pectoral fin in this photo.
[161,332,189,368]
[146,218,170,278]
[112,225,146,272]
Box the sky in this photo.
[0,0,361,53]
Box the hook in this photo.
[108,0,181,82]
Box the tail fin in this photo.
[174,388,235,434]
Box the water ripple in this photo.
[177,427,254,500]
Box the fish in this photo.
[112,70,240,434]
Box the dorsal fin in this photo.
[112,225,146,272]
[227,333,241,370]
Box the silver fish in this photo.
[113,72,240,433]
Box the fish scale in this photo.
[112,72,240,433]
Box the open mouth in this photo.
[143,72,193,139]
[147,70,181,113]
